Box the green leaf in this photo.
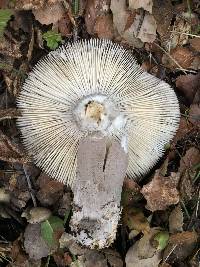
[154,231,169,251]
[0,9,13,39]
[41,216,64,248]
[43,30,62,50]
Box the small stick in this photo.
[23,165,37,207]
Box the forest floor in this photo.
[0,0,199,266]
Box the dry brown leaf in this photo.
[123,207,150,233]
[162,47,194,70]
[0,129,28,164]
[33,2,65,25]
[58,14,72,37]
[126,228,162,267]
[141,171,180,212]
[136,13,157,43]
[14,0,62,9]
[176,73,200,104]
[172,117,192,144]
[111,0,129,36]
[104,249,123,267]
[190,37,200,52]
[169,205,183,233]
[179,147,200,174]
[189,104,200,128]
[129,0,153,13]
[152,0,172,45]
[94,14,114,39]
[24,223,50,260]
[122,177,142,206]
[178,147,200,200]
[36,173,64,206]
[168,17,191,49]
[85,0,111,35]
[163,231,198,263]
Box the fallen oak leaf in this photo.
[141,171,180,212]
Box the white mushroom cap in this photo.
[17,39,180,186]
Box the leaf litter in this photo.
[0,0,200,266]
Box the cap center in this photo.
[85,101,105,125]
[73,94,126,135]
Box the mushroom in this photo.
[17,39,180,248]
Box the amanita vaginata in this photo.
[17,39,180,248]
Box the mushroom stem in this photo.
[70,135,128,248]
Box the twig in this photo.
[23,165,37,207]
[163,244,177,263]
[170,31,200,38]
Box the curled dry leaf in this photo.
[169,205,183,233]
[129,0,153,13]
[176,73,200,104]
[163,231,198,263]
[33,2,66,25]
[141,170,180,212]
[162,47,194,70]
[0,129,28,164]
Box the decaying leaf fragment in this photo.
[163,231,198,263]
[0,129,28,163]
[176,73,200,104]
[129,0,153,13]
[126,228,163,267]
[111,0,157,45]
[32,1,65,25]
[169,205,183,233]
[141,170,180,212]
